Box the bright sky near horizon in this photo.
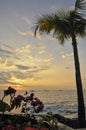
[0,0,86,90]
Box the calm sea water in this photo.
[0,89,86,118]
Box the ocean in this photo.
[0,89,86,118]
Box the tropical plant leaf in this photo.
[75,0,86,12]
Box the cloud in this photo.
[0,71,12,84]
[16,44,31,53]
[35,44,46,54]
[0,62,51,86]
[0,48,16,59]
[0,58,14,68]
[61,52,73,59]
[65,67,70,69]
[0,44,19,60]
[17,29,44,41]
[16,65,30,70]
[0,48,13,55]
[27,65,49,73]
[5,61,15,67]
[17,29,29,36]
[0,41,54,86]
[0,57,7,65]
[21,17,32,25]
[11,71,32,79]
[17,29,32,37]
[0,70,32,85]
[1,43,13,50]
[17,29,34,39]
[43,57,54,63]
[38,50,45,54]
[27,55,54,65]
[15,43,54,66]
[36,44,46,49]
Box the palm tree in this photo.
[34,0,86,128]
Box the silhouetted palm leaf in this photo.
[75,0,86,12]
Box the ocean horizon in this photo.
[0,89,86,118]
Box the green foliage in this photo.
[37,112,58,130]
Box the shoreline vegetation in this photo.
[0,112,83,129]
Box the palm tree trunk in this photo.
[72,36,85,128]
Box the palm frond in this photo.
[34,14,54,36]
[34,8,86,44]
[34,25,39,37]
[75,0,86,12]
[75,19,86,36]
[52,10,74,36]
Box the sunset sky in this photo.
[0,0,86,90]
